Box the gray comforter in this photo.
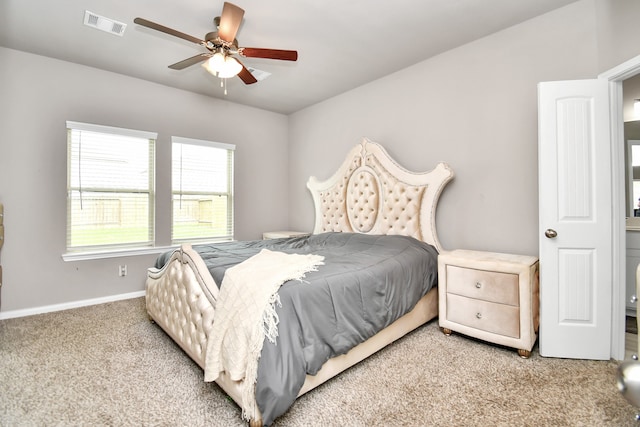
[155,232,439,425]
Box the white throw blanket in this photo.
[204,249,324,421]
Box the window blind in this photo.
[171,136,235,243]
[66,121,156,251]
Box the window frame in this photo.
[64,121,157,259]
[170,136,235,245]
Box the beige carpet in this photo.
[0,297,637,426]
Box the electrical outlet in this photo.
[118,265,127,277]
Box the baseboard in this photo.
[0,290,146,320]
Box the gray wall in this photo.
[288,0,599,255]
[288,0,640,256]
[0,47,289,313]
[5,0,640,314]
[594,0,640,72]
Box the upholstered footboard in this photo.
[145,245,264,424]
[146,244,217,368]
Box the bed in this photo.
[145,138,454,425]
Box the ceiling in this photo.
[1,0,578,115]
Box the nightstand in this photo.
[438,249,539,358]
[262,230,310,240]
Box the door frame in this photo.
[599,54,640,360]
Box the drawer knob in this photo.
[475,282,482,289]
[476,312,482,319]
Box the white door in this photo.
[538,79,612,360]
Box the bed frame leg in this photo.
[517,349,531,359]
[249,417,263,427]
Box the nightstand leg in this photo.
[517,349,531,359]
[441,327,452,336]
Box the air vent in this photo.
[83,11,127,36]
[246,67,271,81]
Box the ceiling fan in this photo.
[134,2,298,85]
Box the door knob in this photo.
[545,229,558,238]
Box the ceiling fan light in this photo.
[217,57,243,79]
[202,54,242,78]
[203,52,226,74]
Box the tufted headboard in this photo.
[306,138,454,252]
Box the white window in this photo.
[171,136,234,243]
[66,121,156,252]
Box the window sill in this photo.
[62,245,177,262]
[62,237,235,262]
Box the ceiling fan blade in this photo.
[134,17,204,46]
[169,53,211,70]
[239,48,298,61]
[218,2,244,43]
[236,61,258,85]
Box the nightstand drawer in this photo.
[446,265,519,306]
[447,293,520,339]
